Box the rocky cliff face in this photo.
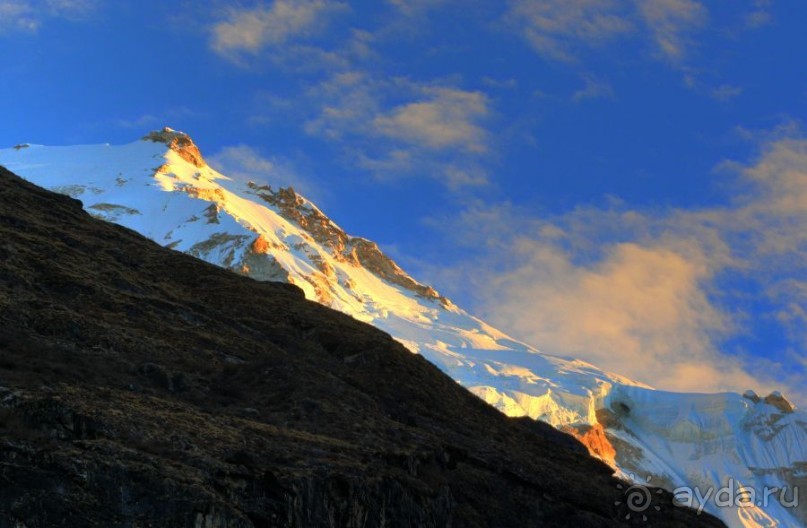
[0,166,723,527]
[0,388,459,528]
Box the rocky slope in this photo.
[0,165,726,527]
[1,129,803,527]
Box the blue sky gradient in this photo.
[1,0,805,402]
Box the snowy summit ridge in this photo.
[1,129,805,528]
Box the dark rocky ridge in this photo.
[0,166,723,527]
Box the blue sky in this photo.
[2,0,806,403]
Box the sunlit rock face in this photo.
[144,127,207,168]
[763,391,795,414]
[2,130,805,528]
[562,423,617,467]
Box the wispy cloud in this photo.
[0,0,96,33]
[711,84,743,102]
[210,0,348,58]
[111,107,198,131]
[482,77,518,90]
[504,0,633,62]
[0,2,37,32]
[386,0,451,16]
[206,0,497,189]
[374,87,489,152]
[379,0,467,38]
[302,71,381,140]
[300,71,493,188]
[504,0,708,67]
[744,0,773,29]
[45,0,95,17]
[571,75,615,102]
[426,128,807,403]
[634,0,707,63]
[115,114,161,130]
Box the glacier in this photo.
[1,129,804,527]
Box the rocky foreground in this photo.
[0,166,723,527]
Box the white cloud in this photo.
[302,70,381,140]
[745,0,773,28]
[482,77,518,90]
[504,0,707,66]
[374,87,489,152]
[0,2,37,32]
[773,280,807,353]
[300,71,493,187]
[440,164,489,187]
[504,0,633,62]
[45,0,95,17]
[745,10,771,28]
[426,130,807,403]
[571,76,615,102]
[634,0,707,63]
[386,0,450,15]
[211,0,348,56]
[378,0,468,38]
[741,136,807,217]
[711,84,743,102]
[0,0,95,33]
[206,1,495,188]
[489,239,755,393]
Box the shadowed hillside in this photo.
[0,165,724,527]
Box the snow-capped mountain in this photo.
[1,129,804,528]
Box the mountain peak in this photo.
[2,134,805,528]
[143,127,206,168]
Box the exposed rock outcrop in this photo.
[346,238,448,305]
[144,127,207,168]
[562,423,617,467]
[743,390,762,404]
[247,182,450,306]
[763,391,795,414]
